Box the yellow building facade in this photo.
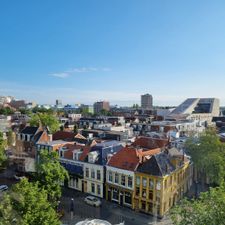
[133,152,193,218]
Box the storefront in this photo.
[106,184,133,207]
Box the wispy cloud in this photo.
[50,72,70,78]
[50,67,111,79]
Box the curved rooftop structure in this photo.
[76,219,111,225]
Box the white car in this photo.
[0,185,8,192]
[84,196,101,207]
[14,174,26,180]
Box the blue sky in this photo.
[0,0,225,106]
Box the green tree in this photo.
[73,124,78,134]
[80,107,89,116]
[171,184,225,225]
[29,113,60,134]
[7,130,15,148]
[185,129,225,185]
[36,150,69,205]
[0,132,7,168]
[0,179,60,225]
[32,107,53,114]
[132,104,139,109]
[0,107,14,115]
[19,108,32,116]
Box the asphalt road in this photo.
[60,188,173,225]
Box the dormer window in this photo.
[27,135,30,142]
[59,147,67,158]
[88,151,98,163]
[73,150,82,161]
[59,150,64,158]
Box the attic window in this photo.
[74,151,82,161]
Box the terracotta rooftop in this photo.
[61,143,91,161]
[132,136,168,150]
[107,147,161,171]
[108,147,139,171]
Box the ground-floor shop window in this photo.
[124,192,132,205]
[112,188,119,201]
[91,183,95,193]
[141,201,146,211]
[148,203,153,213]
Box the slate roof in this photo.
[137,152,176,176]
[83,141,123,165]
[33,131,44,143]
[21,126,39,135]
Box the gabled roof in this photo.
[61,143,91,162]
[21,126,39,135]
[83,141,123,165]
[137,152,175,176]
[74,133,86,140]
[79,146,91,162]
[108,147,139,171]
[133,136,168,150]
[33,131,44,143]
[108,147,161,171]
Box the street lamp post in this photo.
[70,198,74,220]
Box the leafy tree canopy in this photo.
[0,107,14,115]
[29,113,59,134]
[36,149,69,205]
[185,129,225,185]
[0,179,60,225]
[171,184,225,225]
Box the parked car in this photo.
[0,185,8,192]
[84,196,101,207]
[14,174,26,180]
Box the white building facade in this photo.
[105,166,134,207]
[83,162,104,198]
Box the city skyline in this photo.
[1,1,225,105]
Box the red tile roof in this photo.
[62,143,91,161]
[53,131,75,141]
[79,146,91,162]
[132,136,168,150]
[107,147,161,171]
[108,147,139,171]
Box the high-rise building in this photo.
[56,99,62,106]
[141,94,153,109]
[93,101,110,114]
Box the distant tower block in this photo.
[141,94,153,109]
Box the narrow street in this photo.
[60,188,173,225]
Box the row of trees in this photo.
[0,150,69,225]
[0,132,7,169]
[171,129,225,225]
